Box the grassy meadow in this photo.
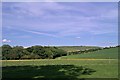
[2,59,118,79]
[60,47,118,59]
[2,47,118,80]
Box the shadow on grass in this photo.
[2,65,96,80]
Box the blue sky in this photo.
[2,2,118,47]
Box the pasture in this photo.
[60,47,118,59]
[1,47,118,80]
[2,59,118,79]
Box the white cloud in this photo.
[76,37,80,39]
[2,39,11,43]
[10,2,64,16]
[100,42,117,47]
[24,30,58,37]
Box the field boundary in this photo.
[1,59,118,62]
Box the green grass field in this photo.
[2,59,118,79]
[60,47,118,59]
[2,47,118,80]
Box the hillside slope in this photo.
[57,46,101,52]
[60,47,118,59]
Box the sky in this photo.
[2,2,118,47]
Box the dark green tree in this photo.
[11,46,24,59]
[2,44,12,59]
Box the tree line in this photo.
[68,46,119,55]
[1,44,119,60]
[68,48,102,55]
[1,44,67,60]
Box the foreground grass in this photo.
[2,59,118,79]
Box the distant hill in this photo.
[57,46,101,52]
[60,47,118,59]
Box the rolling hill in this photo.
[59,47,118,59]
[57,46,101,52]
